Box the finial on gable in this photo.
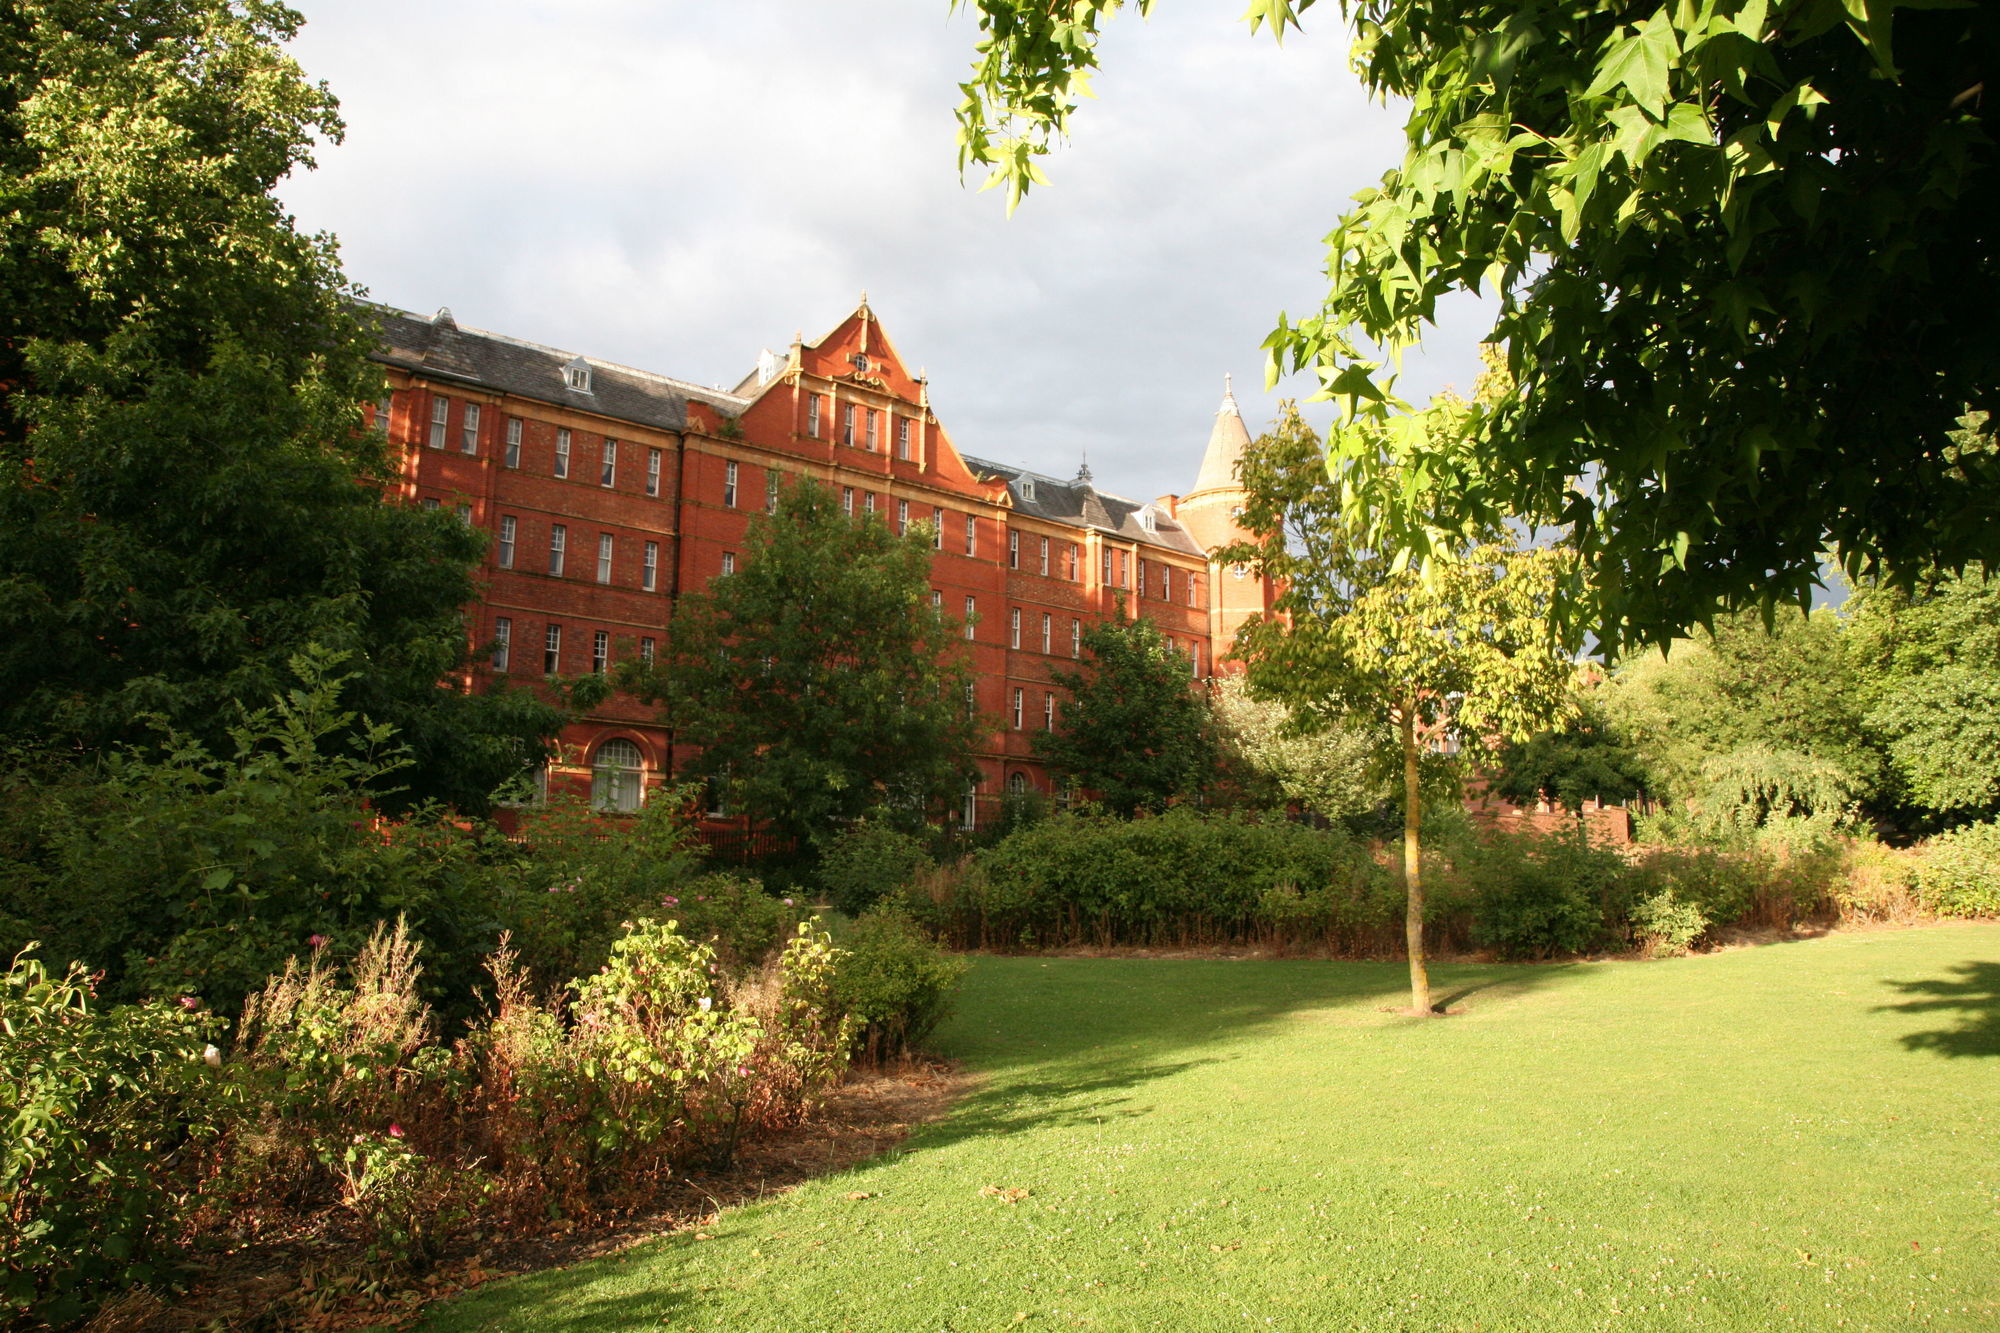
[1219,373,1239,415]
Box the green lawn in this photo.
[421,925,2000,1332]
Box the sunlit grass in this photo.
[420,924,2000,1332]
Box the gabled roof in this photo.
[964,456,1206,557]
[366,304,751,430]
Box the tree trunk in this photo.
[1401,708,1430,1015]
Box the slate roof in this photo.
[962,456,1206,558]
[365,304,752,430]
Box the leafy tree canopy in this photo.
[1211,674,1386,823]
[954,0,2000,654]
[1033,608,1219,818]
[1491,695,1652,813]
[623,478,981,844]
[1846,566,2000,824]
[0,0,561,809]
[1604,605,1880,831]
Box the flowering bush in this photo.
[0,950,219,1327]
[658,872,799,966]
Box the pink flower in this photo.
[783,898,795,907]
[663,896,679,906]
[308,934,330,949]
[388,1123,404,1138]
[695,895,707,902]
[177,995,202,1011]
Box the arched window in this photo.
[591,738,644,813]
[1007,771,1029,796]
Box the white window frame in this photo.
[765,468,780,514]
[554,428,571,478]
[841,403,855,446]
[1008,530,1019,569]
[640,636,656,663]
[646,447,661,496]
[505,418,522,468]
[493,617,511,672]
[964,596,976,640]
[806,395,821,437]
[642,540,659,591]
[601,438,617,488]
[461,402,480,454]
[1039,536,1050,576]
[964,513,977,555]
[897,418,911,459]
[1044,692,1055,731]
[724,460,738,507]
[933,507,944,550]
[592,629,609,674]
[375,394,392,436]
[543,624,562,674]
[497,515,516,569]
[429,396,448,449]
[1011,688,1023,729]
[1041,612,1051,654]
[549,524,566,577]
[721,551,736,576]
[842,486,855,516]
[865,409,879,451]
[591,738,644,813]
[1009,607,1020,649]
[597,533,614,584]
[1072,618,1082,658]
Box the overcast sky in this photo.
[279,0,1490,506]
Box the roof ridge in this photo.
[369,302,754,406]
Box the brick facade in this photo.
[372,299,1274,828]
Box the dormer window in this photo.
[1020,477,1036,502]
[564,357,593,393]
[1138,506,1157,534]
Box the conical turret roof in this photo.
[1190,375,1251,496]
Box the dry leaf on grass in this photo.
[981,1185,1030,1203]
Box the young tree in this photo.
[0,0,561,809]
[623,479,980,844]
[954,0,2000,654]
[1033,610,1217,816]
[1230,401,1578,1014]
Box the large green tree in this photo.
[0,0,559,810]
[1230,401,1577,1013]
[1210,674,1386,823]
[624,479,980,844]
[954,0,2000,653]
[1605,605,1881,835]
[1033,609,1219,817]
[1846,567,2000,826]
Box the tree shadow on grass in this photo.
[1878,961,2000,1057]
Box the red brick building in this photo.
[370,299,1275,828]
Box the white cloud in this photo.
[282,0,1491,502]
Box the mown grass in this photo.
[420,924,2000,1332]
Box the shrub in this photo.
[819,822,933,917]
[660,872,799,967]
[1464,829,1618,960]
[1914,821,2000,917]
[1629,890,1709,957]
[830,909,967,1062]
[960,809,1394,951]
[498,789,707,989]
[0,658,515,1025]
[0,950,218,1328]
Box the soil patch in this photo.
[82,1062,966,1333]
